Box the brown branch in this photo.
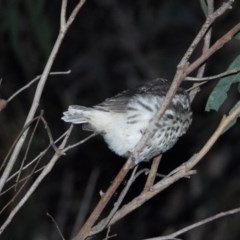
[102,104,240,227]
[0,0,86,193]
[130,0,235,164]
[15,112,43,190]
[6,130,69,184]
[63,132,97,151]
[142,155,161,193]
[0,166,44,196]
[0,126,73,234]
[90,166,139,235]
[0,115,42,172]
[184,22,240,76]
[186,66,240,81]
[47,212,66,240]
[74,1,236,238]
[6,71,71,104]
[189,0,214,102]
[144,207,240,240]
[71,168,100,238]
[74,158,134,240]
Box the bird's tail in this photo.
[62,105,91,124]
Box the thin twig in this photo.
[103,105,240,227]
[185,22,240,76]
[40,115,61,154]
[6,131,68,183]
[0,140,45,216]
[60,0,67,27]
[0,116,42,172]
[65,0,87,29]
[130,0,235,166]
[189,0,214,102]
[90,166,138,235]
[7,71,71,103]
[0,125,73,234]
[186,66,240,81]
[179,0,234,68]
[90,167,149,236]
[144,207,240,240]
[15,112,43,190]
[74,1,236,238]
[74,158,134,240]
[47,212,65,240]
[0,166,44,196]
[71,168,100,238]
[0,0,85,193]
[63,132,98,151]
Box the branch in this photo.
[0,0,86,193]
[189,0,214,101]
[90,166,139,235]
[6,71,71,104]
[74,158,134,240]
[0,126,73,234]
[71,168,100,238]
[144,207,240,240]
[184,22,240,76]
[47,212,66,240]
[186,66,240,81]
[104,104,240,227]
[130,0,236,163]
[74,1,236,238]
[142,155,161,193]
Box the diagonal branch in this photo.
[101,104,240,228]
[73,1,236,239]
[144,206,240,240]
[0,0,86,193]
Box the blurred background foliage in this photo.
[0,0,240,239]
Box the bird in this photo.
[62,78,192,164]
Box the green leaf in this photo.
[224,100,240,133]
[234,31,240,40]
[200,0,208,16]
[205,55,240,112]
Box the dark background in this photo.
[0,0,240,239]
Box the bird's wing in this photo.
[93,90,132,113]
[93,79,176,113]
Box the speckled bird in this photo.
[62,78,192,164]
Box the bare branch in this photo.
[179,0,234,68]
[65,0,87,30]
[0,1,85,192]
[15,112,42,190]
[71,168,100,238]
[60,0,67,28]
[63,132,98,151]
[0,126,73,234]
[7,71,71,104]
[47,212,66,240]
[0,0,86,193]
[74,158,134,239]
[91,166,138,235]
[0,115,42,172]
[189,0,214,101]
[73,1,237,238]
[186,66,240,81]
[104,104,240,227]
[142,155,161,193]
[185,22,240,76]
[6,131,69,184]
[130,1,236,166]
[144,207,240,240]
